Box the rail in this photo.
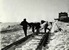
[1,34,33,50]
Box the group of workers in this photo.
[20,18,52,37]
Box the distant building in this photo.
[59,12,68,19]
[54,12,69,22]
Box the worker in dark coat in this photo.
[28,22,35,33]
[31,23,35,33]
[35,22,41,34]
[20,19,29,37]
[44,22,49,33]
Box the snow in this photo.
[1,29,32,49]
[1,21,69,50]
[45,21,69,50]
[21,35,43,50]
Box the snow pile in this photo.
[45,21,69,50]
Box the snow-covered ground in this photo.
[0,23,32,49]
[1,29,32,49]
[44,21,69,50]
[1,21,69,50]
[15,33,44,50]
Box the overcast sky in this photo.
[0,0,69,22]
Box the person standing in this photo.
[44,21,49,33]
[40,20,49,33]
[31,23,35,33]
[20,19,29,37]
[35,22,41,34]
[28,22,35,33]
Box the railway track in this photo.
[1,34,33,50]
[15,33,45,50]
[2,32,51,50]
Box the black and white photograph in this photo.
[0,0,69,50]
